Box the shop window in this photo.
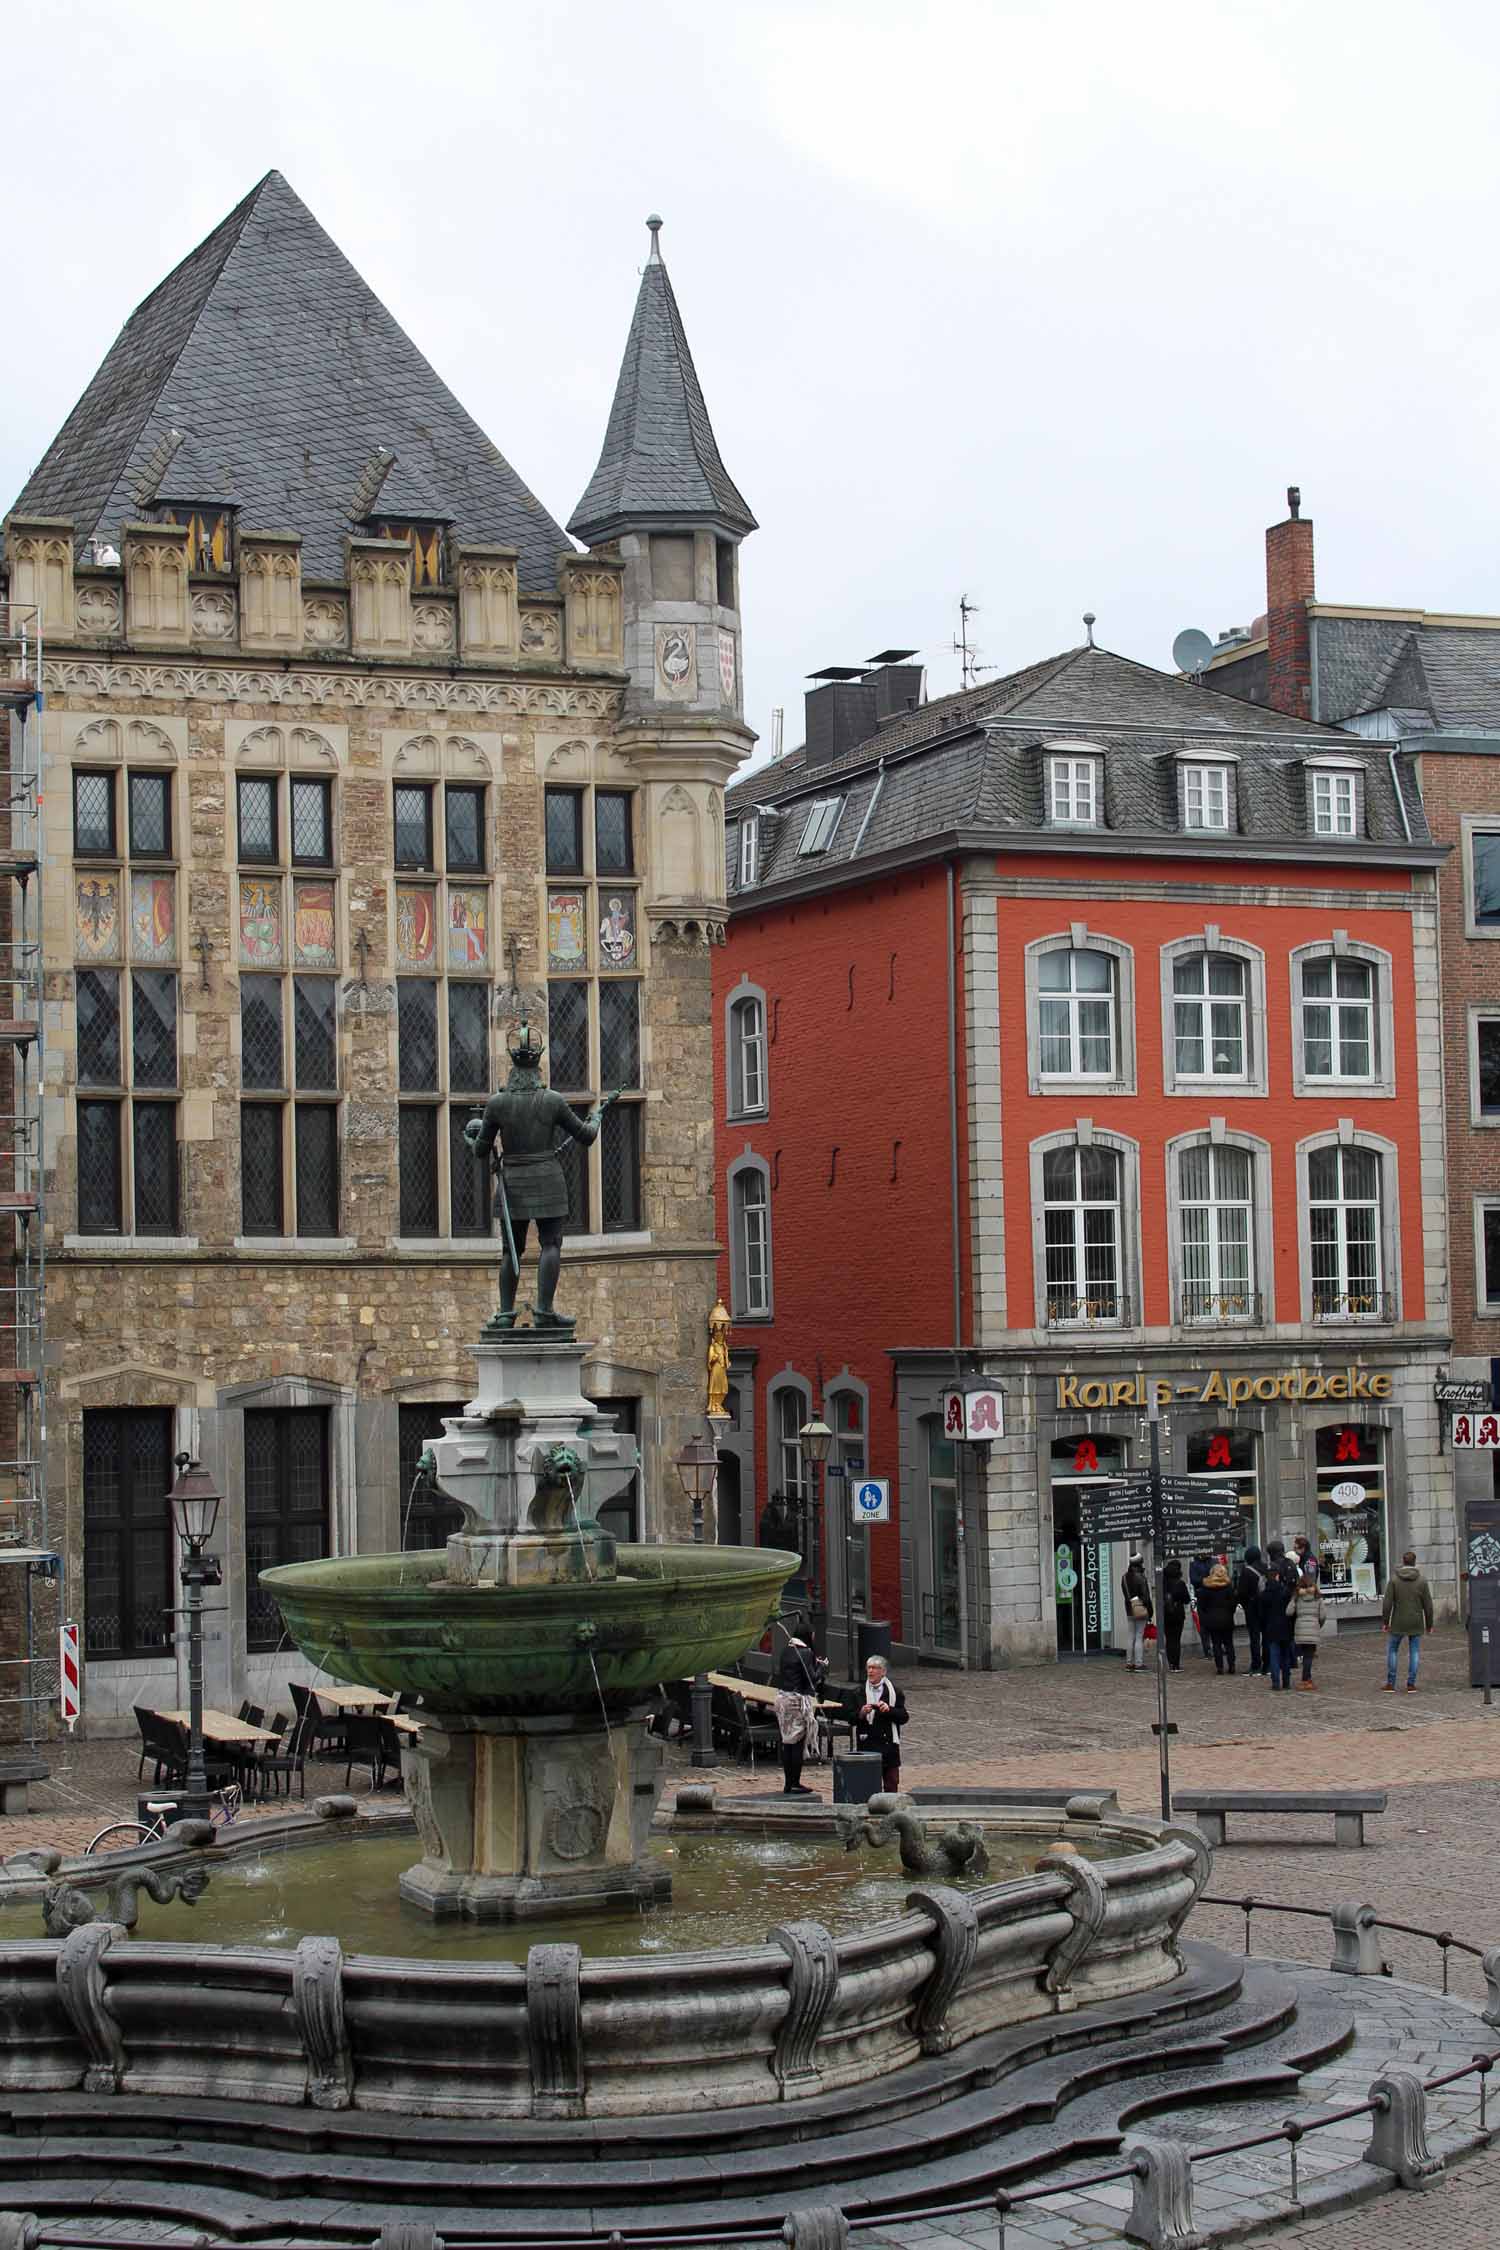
[1183,1429,1259,1562]
[1314,1424,1387,1600]
[1050,1434,1126,1656]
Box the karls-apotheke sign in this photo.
[1055,1366,1394,1413]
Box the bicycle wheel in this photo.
[212,1784,242,1826]
[85,1821,155,1856]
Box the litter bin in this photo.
[833,1752,883,1805]
[856,1619,892,1669]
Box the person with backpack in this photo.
[1292,1564,1327,1688]
[1259,1540,1299,1690]
[1121,1554,1153,1671]
[1236,1544,1267,1676]
[1161,1558,1190,1671]
[1197,1561,1238,1674]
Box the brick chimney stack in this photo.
[1265,485,1315,716]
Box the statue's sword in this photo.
[493,1157,521,1281]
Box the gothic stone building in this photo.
[2,175,754,1728]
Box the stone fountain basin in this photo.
[260,1542,799,1716]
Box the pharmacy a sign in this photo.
[942,1387,1005,1441]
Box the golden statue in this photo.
[706,1297,731,1417]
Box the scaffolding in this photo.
[0,597,56,1745]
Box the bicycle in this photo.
[85,1783,242,1856]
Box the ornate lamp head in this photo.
[507,1015,545,1068]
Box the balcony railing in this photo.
[1312,1289,1395,1322]
[1182,1287,1262,1325]
[1045,1291,1130,1329]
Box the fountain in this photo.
[264,1011,797,1919]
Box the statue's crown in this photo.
[507,1015,544,1067]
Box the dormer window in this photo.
[739,816,760,888]
[376,521,444,587]
[1047,753,1100,827]
[798,797,843,856]
[1181,762,1233,832]
[1309,764,1362,838]
[155,506,234,574]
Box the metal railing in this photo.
[1044,1290,1130,1329]
[1181,1285,1262,1324]
[1312,1288,1396,1322]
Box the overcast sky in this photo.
[6,1,1499,762]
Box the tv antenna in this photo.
[953,595,994,692]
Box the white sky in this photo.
[6,0,1499,763]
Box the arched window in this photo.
[1306,1143,1385,1319]
[1160,933,1267,1097]
[1291,941,1394,1097]
[1025,930,1135,1094]
[727,987,767,1117]
[1041,1142,1123,1326]
[728,1155,772,1318]
[1178,1142,1254,1321]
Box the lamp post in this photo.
[799,1416,834,1664]
[675,1433,720,1770]
[167,1452,222,1822]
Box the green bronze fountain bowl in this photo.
[261,1544,800,1717]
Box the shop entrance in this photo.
[1315,1423,1387,1601]
[1051,1433,1126,1656]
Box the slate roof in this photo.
[726,643,1432,897]
[569,222,754,542]
[1207,612,1500,735]
[10,171,573,590]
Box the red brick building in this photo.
[1204,493,1500,1552]
[713,641,1452,1669]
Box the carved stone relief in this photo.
[125,534,191,646]
[566,569,623,663]
[654,624,697,701]
[6,527,73,636]
[458,556,518,657]
[520,608,562,660]
[303,597,348,648]
[229,721,340,768]
[412,600,457,654]
[68,714,182,763]
[191,588,237,641]
[240,544,302,649]
[658,782,702,897]
[350,546,412,654]
[45,659,622,719]
[74,584,123,638]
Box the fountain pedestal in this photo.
[400,1710,668,1921]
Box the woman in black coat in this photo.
[1197,1563,1238,1674]
[1161,1558,1189,1671]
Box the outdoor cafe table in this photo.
[305,1681,397,1711]
[704,1672,844,1711]
[153,1708,276,1744]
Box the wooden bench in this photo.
[1175,1788,1387,1849]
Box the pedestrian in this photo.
[1291,1533,1314,1582]
[1236,1543,1267,1676]
[1292,1564,1326,1689]
[1381,1549,1435,1692]
[1187,1552,1213,1655]
[1260,1539,1299,1690]
[1162,1558,1189,1671]
[1198,1561,1238,1674]
[854,1654,907,1793]
[1121,1553,1153,1671]
[774,1627,825,1795]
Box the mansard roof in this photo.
[10,171,573,590]
[725,642,1434,898]
[569,219,755,543]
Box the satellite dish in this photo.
[1173,628,1215,678]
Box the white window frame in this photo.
[1181,761,1233,832]
[1024,928,1136,1094]
[798,797,844,856]
[727,1152,772,1319]
[1160,932,1267,1097]
[738,816,760,890]
[1166,1130,1272,1326]
[1468,1005,1500,1128]
[1289,938,1395,1099]
[725,978,768,1119]
[1047,753,1101,827]
[1029,1126,1141,1331]
[1308,763,1362,838]
[1296,1127,1400,1325]
[767,1373,813,1520]
[1461,816,1500,939]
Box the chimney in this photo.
[1265,485,1315,717]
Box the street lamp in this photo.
[167,1452,222,1821]
[799,1416,834,1662]
[674,1433,721,1770]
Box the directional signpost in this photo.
[1079,1403,1244,1821]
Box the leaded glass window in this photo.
[244,1409,328,1651]
[131,971,177,1090]
[77,970,121,1086]
[545,787,584,874]
[132,1104,178,1234]
[595,791,633,874]
[398,980,439,1092]
[449,1108,491,1237]
[599,980,640,1090]
[548,982,590,1091]
[237,776,276,863]
[291,778,332,866]
[295,1104,339,1235]
[241,977,284,1090]
[82,1408,173,1659]
[294,977,337,1090]
[399,1105,439,1234]
[128,772,170,858]
[394,783,433,870]
[601,1101,641,1231]
[444,786,483,873]
[74,771,115,857]
[448,983,489,1094]
[77,1101,122,1232]
[240,1103,284,1235]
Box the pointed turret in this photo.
[569,216,755,545]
